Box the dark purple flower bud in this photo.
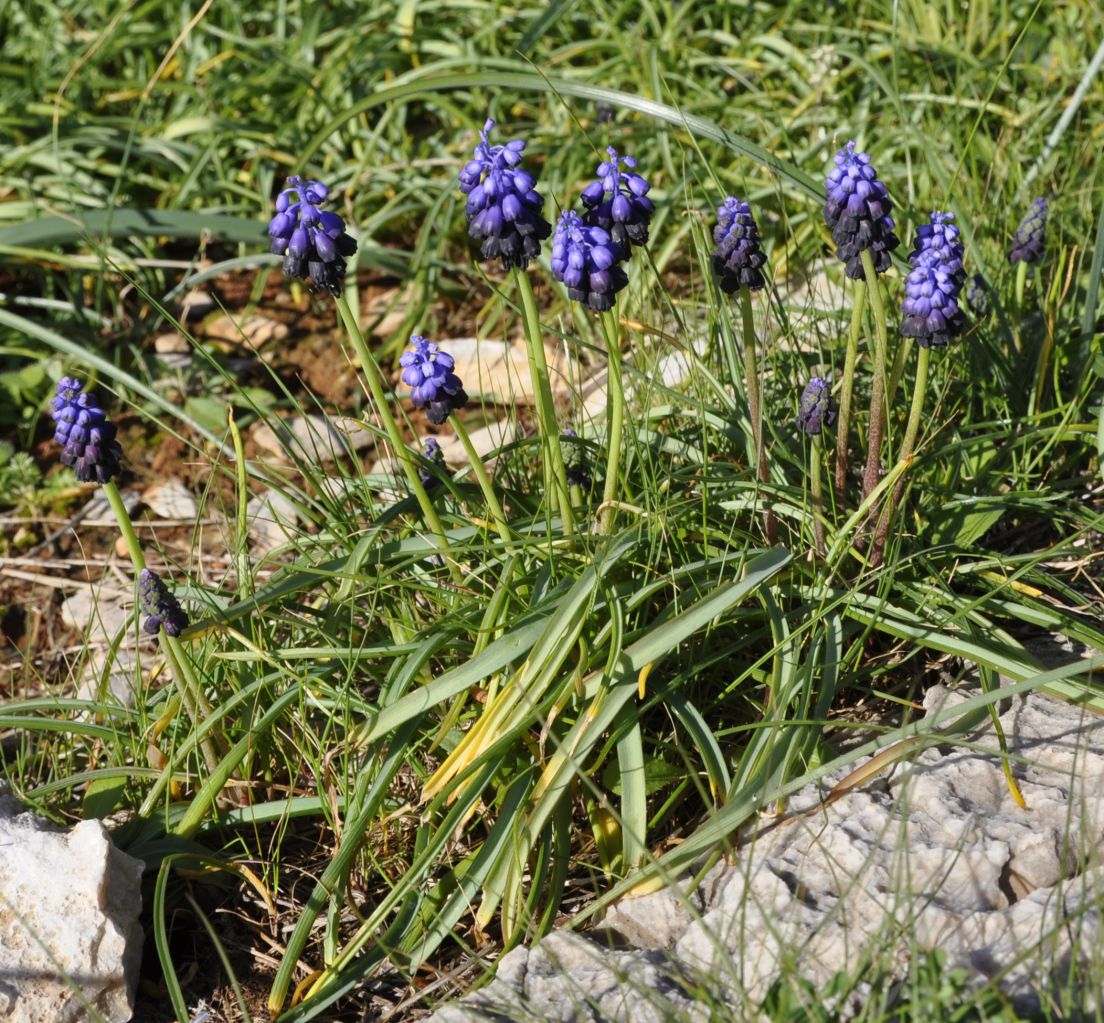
[823,141,900,280]
[550,210,629,312]
[1009,197,1048,265]
[267,175,357,296]
[419,437,447,488]
[561,428,593,491]
[400,336,468,425]
[966,273,988,316]
[580,147,654,253]
[900,211,967,349]
[138,568,189,638]
[712,197,767,293]
[796,377,837,436]
[48,377,123,484]
[458,119,552,272]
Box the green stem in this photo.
[599,309,625,535]
[1011,260,1027,356]
[739,287,774,543]
[333,294,457,579]
[834,280,866,499]
[452,415,515,549]
[859,250,890,505]
[872,345,931,568]
[102,482,221,774]
[513,269,574,537]
[810,434,826,558]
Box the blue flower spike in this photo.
[550,210,629,312]
[561,428,593,492]
[712,197,767,293]
[900,211,967,349]
[580,146,654,253]
[823,140,900,280]
[966,273,988,317]
[267,176,358,296]
[49,377,123,484]
[458,118,552,271]
[1009,197,1048,265]
[796,376,837,436]
[138,568,189,638]
[400,336,469,425]
[419,437,447,488]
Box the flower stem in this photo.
[102,481,221,774]
[513,269,574,537]
[451,415,515,549]
[739,286,774,543]
[859,249,890,506]
[871,345,930,568]
[810,434,826,558]
[599,309,625,535]
[333,293,457,577]
[834,279,866,499]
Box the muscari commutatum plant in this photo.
[712,196,773,541]
[872,211,968,565]
[552,145,653,534]
[796,376,837,557]
[1008,197,1050,360]
[824,140,899,505]
[401,335,512,546]
[268,174,459,569]
[48,378,218,772]
[458,119,573,535]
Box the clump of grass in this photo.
[2,2,1104,1020]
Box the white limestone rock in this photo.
[427,685,1104,1021]
[0,786,143,1022]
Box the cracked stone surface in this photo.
[428,685,1104,1021]
[0,784,144,1023]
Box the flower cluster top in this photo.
[458,119,551,272]
[400,336,468,425]
[823,140,900,280]
[49,377,123,484]
[712,196,767,293]
[550,210,629,312]
[580,147,654,253]
[267,176,358,296]
[796,376,837,436]
[900,211,967,349]
[139,568,189,637]
[1009,198,1048,265]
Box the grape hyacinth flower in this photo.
[49,377,123,484]
[823,141,900,279]
[400,336,468,425]
[561,429,593,492]
[796,376,837,436]
[458,119,552,271]
[419,437,446,488]
[267,176,358,296]
[1009,198,1048,265]
[908,211,965,285]
[138,569,189,638]
[966,273,989,316]
[900,212,967,349]
[580,147,654,253]
[712,197,767,293]
[551,210,629,312]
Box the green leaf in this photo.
[184,395,230,436]
[926,499,1005,546]
[83,775,128,820]
[0,210,265,250]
